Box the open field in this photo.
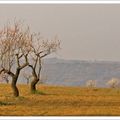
[0,84,120,116]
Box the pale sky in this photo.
[0,4,120,61]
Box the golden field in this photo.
[0,84,120,116]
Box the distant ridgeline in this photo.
[3,58,120,87]
[41,58,120,87]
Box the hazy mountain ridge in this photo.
[41,58,120,87]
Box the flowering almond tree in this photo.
[86,80,97,88]
[0,22,31,97]
[28,34,60,93]
[107,78,119,88]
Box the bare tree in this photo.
[0,72,9,83]
[23,72,32,84]
[0,21,31,97]
[28,34,60,93]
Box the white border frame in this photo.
[1,116,120,119]
[0,1,119,4]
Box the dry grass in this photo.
[0,84,120,116]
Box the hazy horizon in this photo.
[0,4,120,61]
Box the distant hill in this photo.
[41,58,120,87]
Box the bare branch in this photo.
[34,56,39,69]
[0,68,15,77]
[40,53,50,59]
[38,57,42,78]
[16,54,20,67]
[19,54,29,69]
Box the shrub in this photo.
[86,80,96,88]
[107,78,119,88]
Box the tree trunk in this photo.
[31,77,39,93]
[11,76,19,97]
[11,69,20,97]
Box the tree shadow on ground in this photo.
[0,101,14,106]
